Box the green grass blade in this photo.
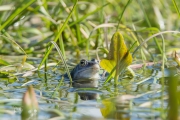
[172,0,180,18]
[137,0,163,54]
[38,0,78,69]
[0,0,36,31]
[0,59,10,66]
[50,41,72,83]
[58,31,66,59]
[103,67,115,84]
[74,4,82,43]
[116,0,132,31]
[132,31,180,56]
[69,3,109,27]
[51,76,64,98]
[0,33,27,56]
[86,23,116,57]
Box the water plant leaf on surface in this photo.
[0,55,27,64]
[21,85,39,120]
[0,62,35,73]
[100,32,132,83]
[0,71,17,83]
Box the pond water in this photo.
[0,56,176,120]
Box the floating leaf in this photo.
[0,55,27,66]
[100,32,132,83]
[0,71,17,83]
[0,62,35,73]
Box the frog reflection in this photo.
[64,59,100,100]
[78,92,99,100]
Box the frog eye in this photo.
[80,59,88,66]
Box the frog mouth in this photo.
[73,64,100,80]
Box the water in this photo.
[0,57,176,120]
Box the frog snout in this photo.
[91,64,100,71]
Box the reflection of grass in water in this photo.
[0,0,180,119]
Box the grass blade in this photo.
[116,0,132,31]
[69,3,109,27]
[132,31,180,56]
[137,0,163,54]
[172,0,180,18]
[0,0,36,31]
[50,41,72,83]
[38,0,78,69]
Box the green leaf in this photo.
[100,32,132,83]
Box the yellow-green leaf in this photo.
[100,32,132,78]
[100,59,116,76]
[107,32,127,61]
[100,99,116,118]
